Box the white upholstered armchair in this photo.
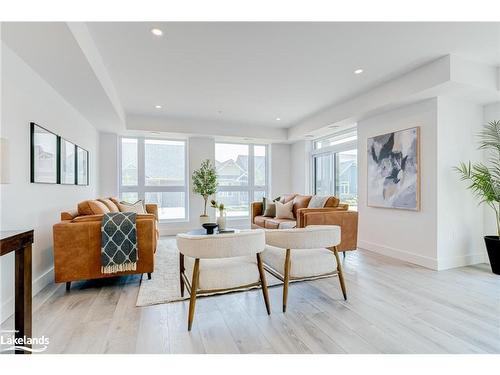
[262,225,346,312]
[176,229,270,331]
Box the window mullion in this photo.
[138,137,146,201]
[248,144,255,201]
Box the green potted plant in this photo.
[211,199,226,230]
[455,120,500,275]
[192,159,218,225]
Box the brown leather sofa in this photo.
[251,193,358,252]
[53,198,158,289]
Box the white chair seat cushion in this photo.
[262,245,337,279]
[184,255,260,291]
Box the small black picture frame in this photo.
[76,145,89,186]
[30,122,59,184]
[59,138,77,185]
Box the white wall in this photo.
[290,140,312,194]
[98,132,118,197]
[483,102,500,239]
[356,97,489,270]
[357,99,439,269]
[0,44,99,322]
[269,143,291,198]
[436,97,485,269]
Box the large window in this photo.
[120,137,188,221]
[312,130,358,209]
[215,143,268,217]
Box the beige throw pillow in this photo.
[117,200,146,214]
[275,200,294,220]
[308,195,329,208]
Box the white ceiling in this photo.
[1,22,124,132]
[87,22,500,128]
[2,22,499,137]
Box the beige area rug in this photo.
[136,238,282,307]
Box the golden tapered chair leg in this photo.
[333,246,347,300]
[187,258,200,331]
[256,253,271,315]
[283,249,291,312]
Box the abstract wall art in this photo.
[367,126,420,210]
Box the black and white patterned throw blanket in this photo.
[101,212,138,274]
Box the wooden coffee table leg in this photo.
[15,243,32,354]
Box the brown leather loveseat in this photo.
[53,198,158,289]
[251,194,358,253]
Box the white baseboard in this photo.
[358,240,439,270]
[437,252,487,270]
[0,267,54,324]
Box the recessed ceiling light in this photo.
[328,125,339,129]
[155,105,162,109]
[305,134,314,138]
[151,28,163,36]
[276,117,281,121]
[354,69,364,74]
[150,131,161,135]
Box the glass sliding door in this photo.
[312,130,358,210]
[337,149,358,209]
[313,153,334,196]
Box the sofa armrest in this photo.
[145,204,159,221]
[300,210,358,251]
[251,201,263,223]
[296,207,348,227]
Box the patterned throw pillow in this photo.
[117,200,146,214]
[275,200,294,219]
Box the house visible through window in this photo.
[215,143,268,217]
[120,137,188,221]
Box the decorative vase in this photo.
[199,215,210,226]
[484,236,500,275]
[217,210,226,231]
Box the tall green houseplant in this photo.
[455,120,500,236]
[192,159,218,217]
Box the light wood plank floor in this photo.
[2,239,499,354]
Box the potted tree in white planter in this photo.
[192,159,218,225]
[456,120,500,275]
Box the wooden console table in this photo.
[0,230,34,354]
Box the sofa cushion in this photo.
[292,195,312,217]
[280,194,297,204]
[262,245,337,278]
[98,198,120,212]
[275,200,294,219]
[325,196,340,207]
[254,215,267,227]
[184,255,260,291]
[78,200,110,216]
[264,218,295,229]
